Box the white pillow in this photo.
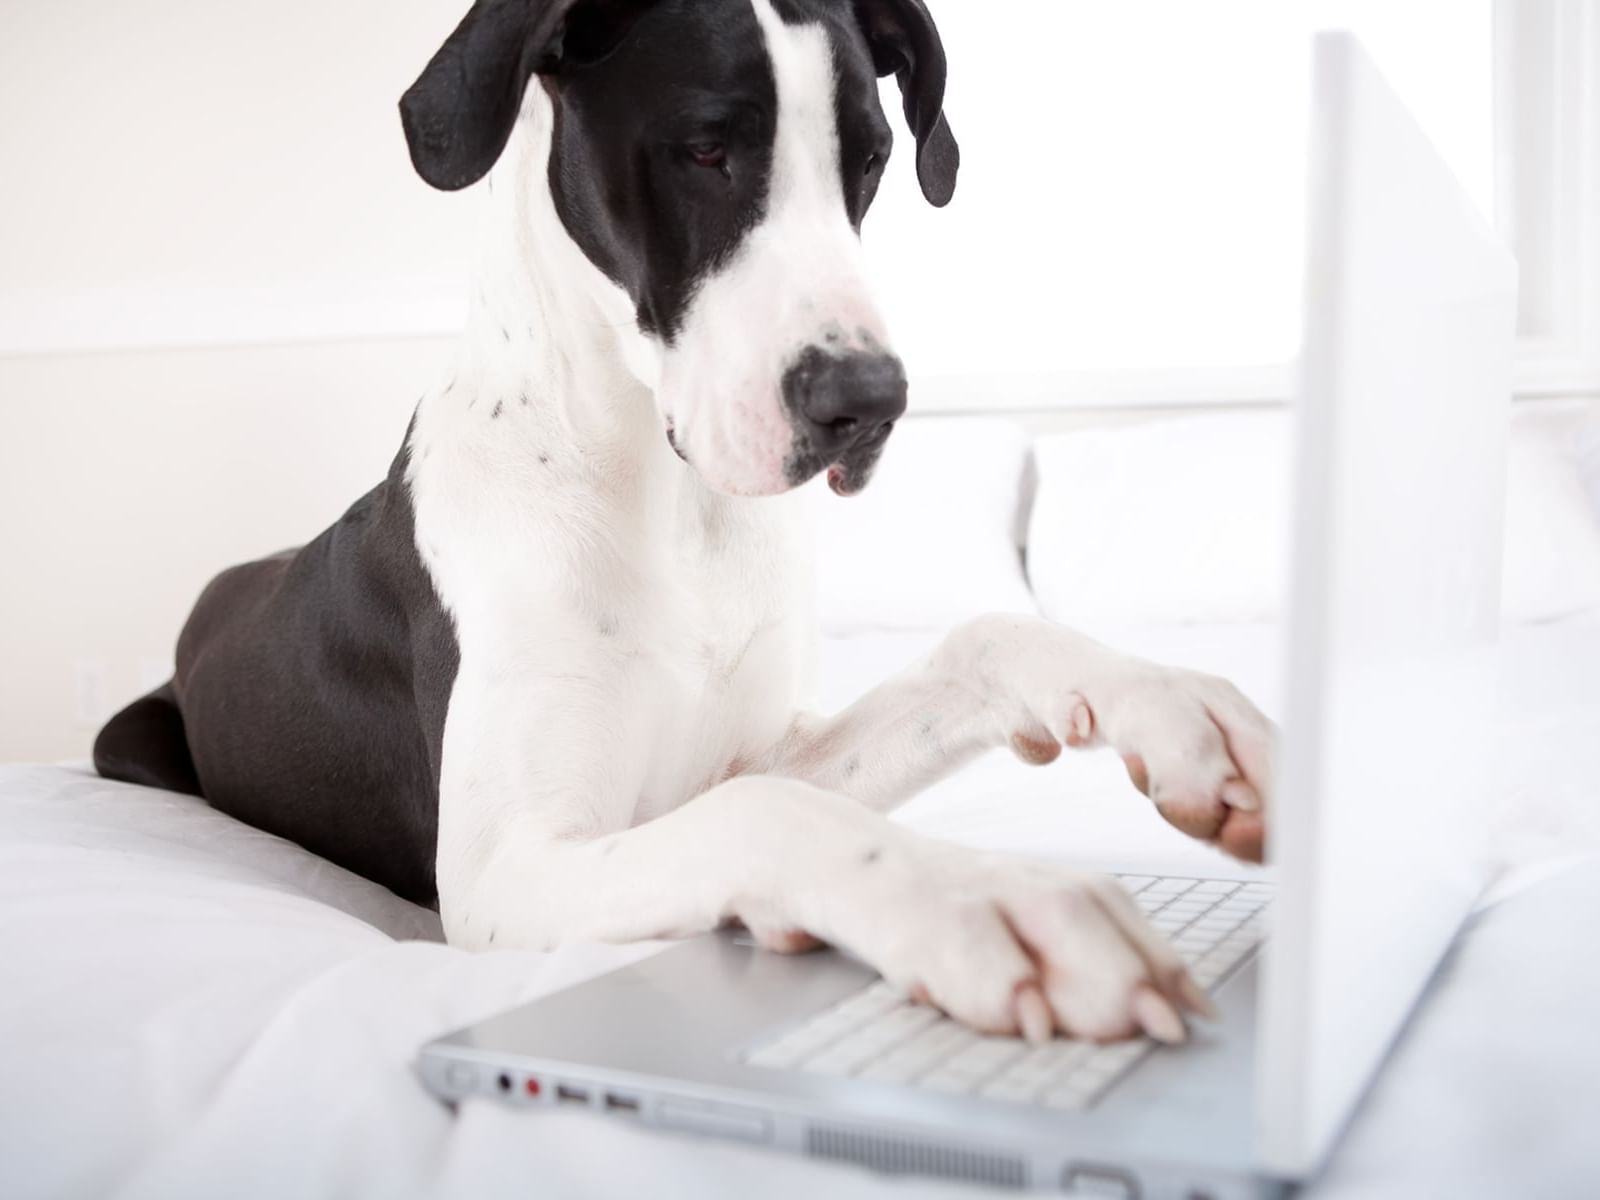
[1027,409,1600,630]
[1026,412,1292,631]
[1575,405,1600,521]
[809,417,1037,633]
[1502,411,1600,622]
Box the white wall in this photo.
[0,339,453,761]
[0,0,473,352]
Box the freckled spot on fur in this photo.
[843,753,861,780]
[538,453,551,466]
[491,400,504,420]
[596,613,619,637]
[861,847,882,866]
[488,928,497,944]
[918,718,935,739]
[520,394,530,407]
[501,327,511,343]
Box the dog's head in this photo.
[400,0,957,497]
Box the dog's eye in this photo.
[864,153,883,176]
[688,143,727,170]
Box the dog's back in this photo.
[95,443,458,906]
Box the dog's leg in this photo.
[438,772,1212,1043]
[766,615,1273,861]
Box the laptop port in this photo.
[555,1084,590,1105]
[603,1093,640,1115]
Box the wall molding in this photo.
[0,284,468,360]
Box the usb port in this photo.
[555,1084,590,1105]
[603,1093,641,1114]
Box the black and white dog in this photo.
[96,0,1271,1047]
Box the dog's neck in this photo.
[450,90,662,455]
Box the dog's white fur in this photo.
[406,0,1270,1044]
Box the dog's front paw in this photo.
[839,852,1213,1043]
[1088,667,1273,862]
[966,617,1274,863]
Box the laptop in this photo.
[416,33,1517,1198]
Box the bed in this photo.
[4,411,1599,1197]
[3,615,1597,1199]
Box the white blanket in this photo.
[3,624,1597,1199]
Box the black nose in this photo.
[782,348,908,461]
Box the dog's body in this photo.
[97,0,1272,1046]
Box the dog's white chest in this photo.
[408,396,818,836]
[627,492,817,821]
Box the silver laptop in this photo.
[417,34,1516,1198]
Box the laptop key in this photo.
[980,1076,1045,1104]
[1142,878,1192,894]
[857,1058,920,1086]
[836,984,904,1021]
[996,1063,1058,1089]
[947,1037,1026,1073]
[746,1040,810,1070]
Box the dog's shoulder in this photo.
[169,438,459,905]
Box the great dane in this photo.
[96,0,1271,1048]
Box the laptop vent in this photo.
[803,1124,1027,1189]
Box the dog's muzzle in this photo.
[781,347,908,495]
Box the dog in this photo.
[95,0,1272,1048]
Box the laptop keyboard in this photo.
[743,875,1273,1111]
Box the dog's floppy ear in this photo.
[400,0,657,192]
[853,0,959,207]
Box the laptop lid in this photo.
[1256,32,1517,1177]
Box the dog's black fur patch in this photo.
[95,433,458,906]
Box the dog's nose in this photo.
[783,348,908,460]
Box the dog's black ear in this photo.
[853,0,959,207]
[400,0,657,192]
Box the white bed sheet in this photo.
[2,622,1597,1200]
